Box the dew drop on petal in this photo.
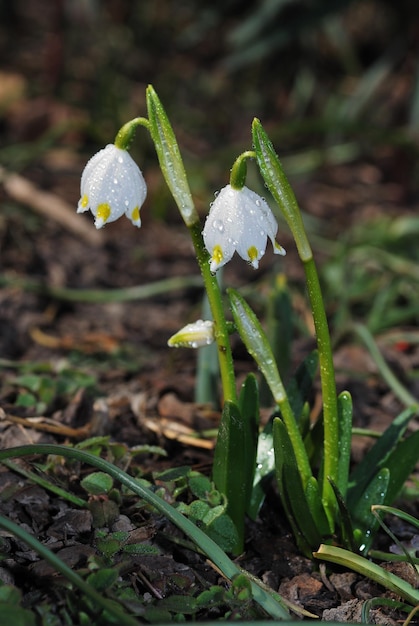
[212,219,225,233]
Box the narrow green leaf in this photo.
[259,275,293,406]
[286,350,319,421]
[305,476,333,537]
[336,391,353,498]
[273,418,321,554]
[247,421,275,520]
[252,118,312,261]
[371,505,419,531]
[239,373,260,508]
[383,430,419,505]
[212,401,247,554]
[347,406,416,508]
[228,287,287,403]
[351,468,390,554]
[314,544,419,606]
[228,288,312,489]
[146,85,198,226]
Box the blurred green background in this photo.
[1,0,419,339]
[1,0,418,179]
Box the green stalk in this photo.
[303,257,339,517]
[114,117,150,149]
[252,119,339,520]
[189,221,237,404]
[146,85,237,405]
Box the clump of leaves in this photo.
[7,365,96,414]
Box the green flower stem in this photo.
[252,119,339,520]
[303,256,339,516]
[189,221,237,405]
[142,86,236,403]
[230,151,256,190]
[114,117,150,150]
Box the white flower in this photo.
[168,320,214,348]
[203,184,285,272]
[77,144,147,229]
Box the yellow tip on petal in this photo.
[248,245,259,268]
[273,241,286,256]
[211,244,224,267]
[96,203,111,224]
[131,206,141,224]
[81,194,89,208]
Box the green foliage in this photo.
[212,374,260,554]
[81,472,114,495]
[8,367,96,415]
[0,586,36,626]
[0,444,291,620]
[322,214,419,335]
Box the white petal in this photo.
[78,144,147,228]
[203,186,243,271]
[203,183,285,270]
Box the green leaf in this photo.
[314,544,419,606]
[238,373,259,510]
[228,288,312,489]
[157,594,198,614]
[259,275,293,406]
[249,351,319,519]
[87,568,119,591]
[122,543,161,556]
[273,417,321,554]
[252,118,312,261]
[228,288,286,404]
[188,472,213,499]
[305,476,332,537]
[351,467,390,554]
[212,401,247,554]
[383,429,419,505]
[347,406,417,509]
[146,85,197,226]
[286,350,319,422]
[0,603,36,626]
[205,512,239,553]
[247,421,274,520]
[336,391,353,498]
[80,471,113,495]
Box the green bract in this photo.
[146,85,198,227]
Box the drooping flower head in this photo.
[203,184,285,273]
[77,144,147,229]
